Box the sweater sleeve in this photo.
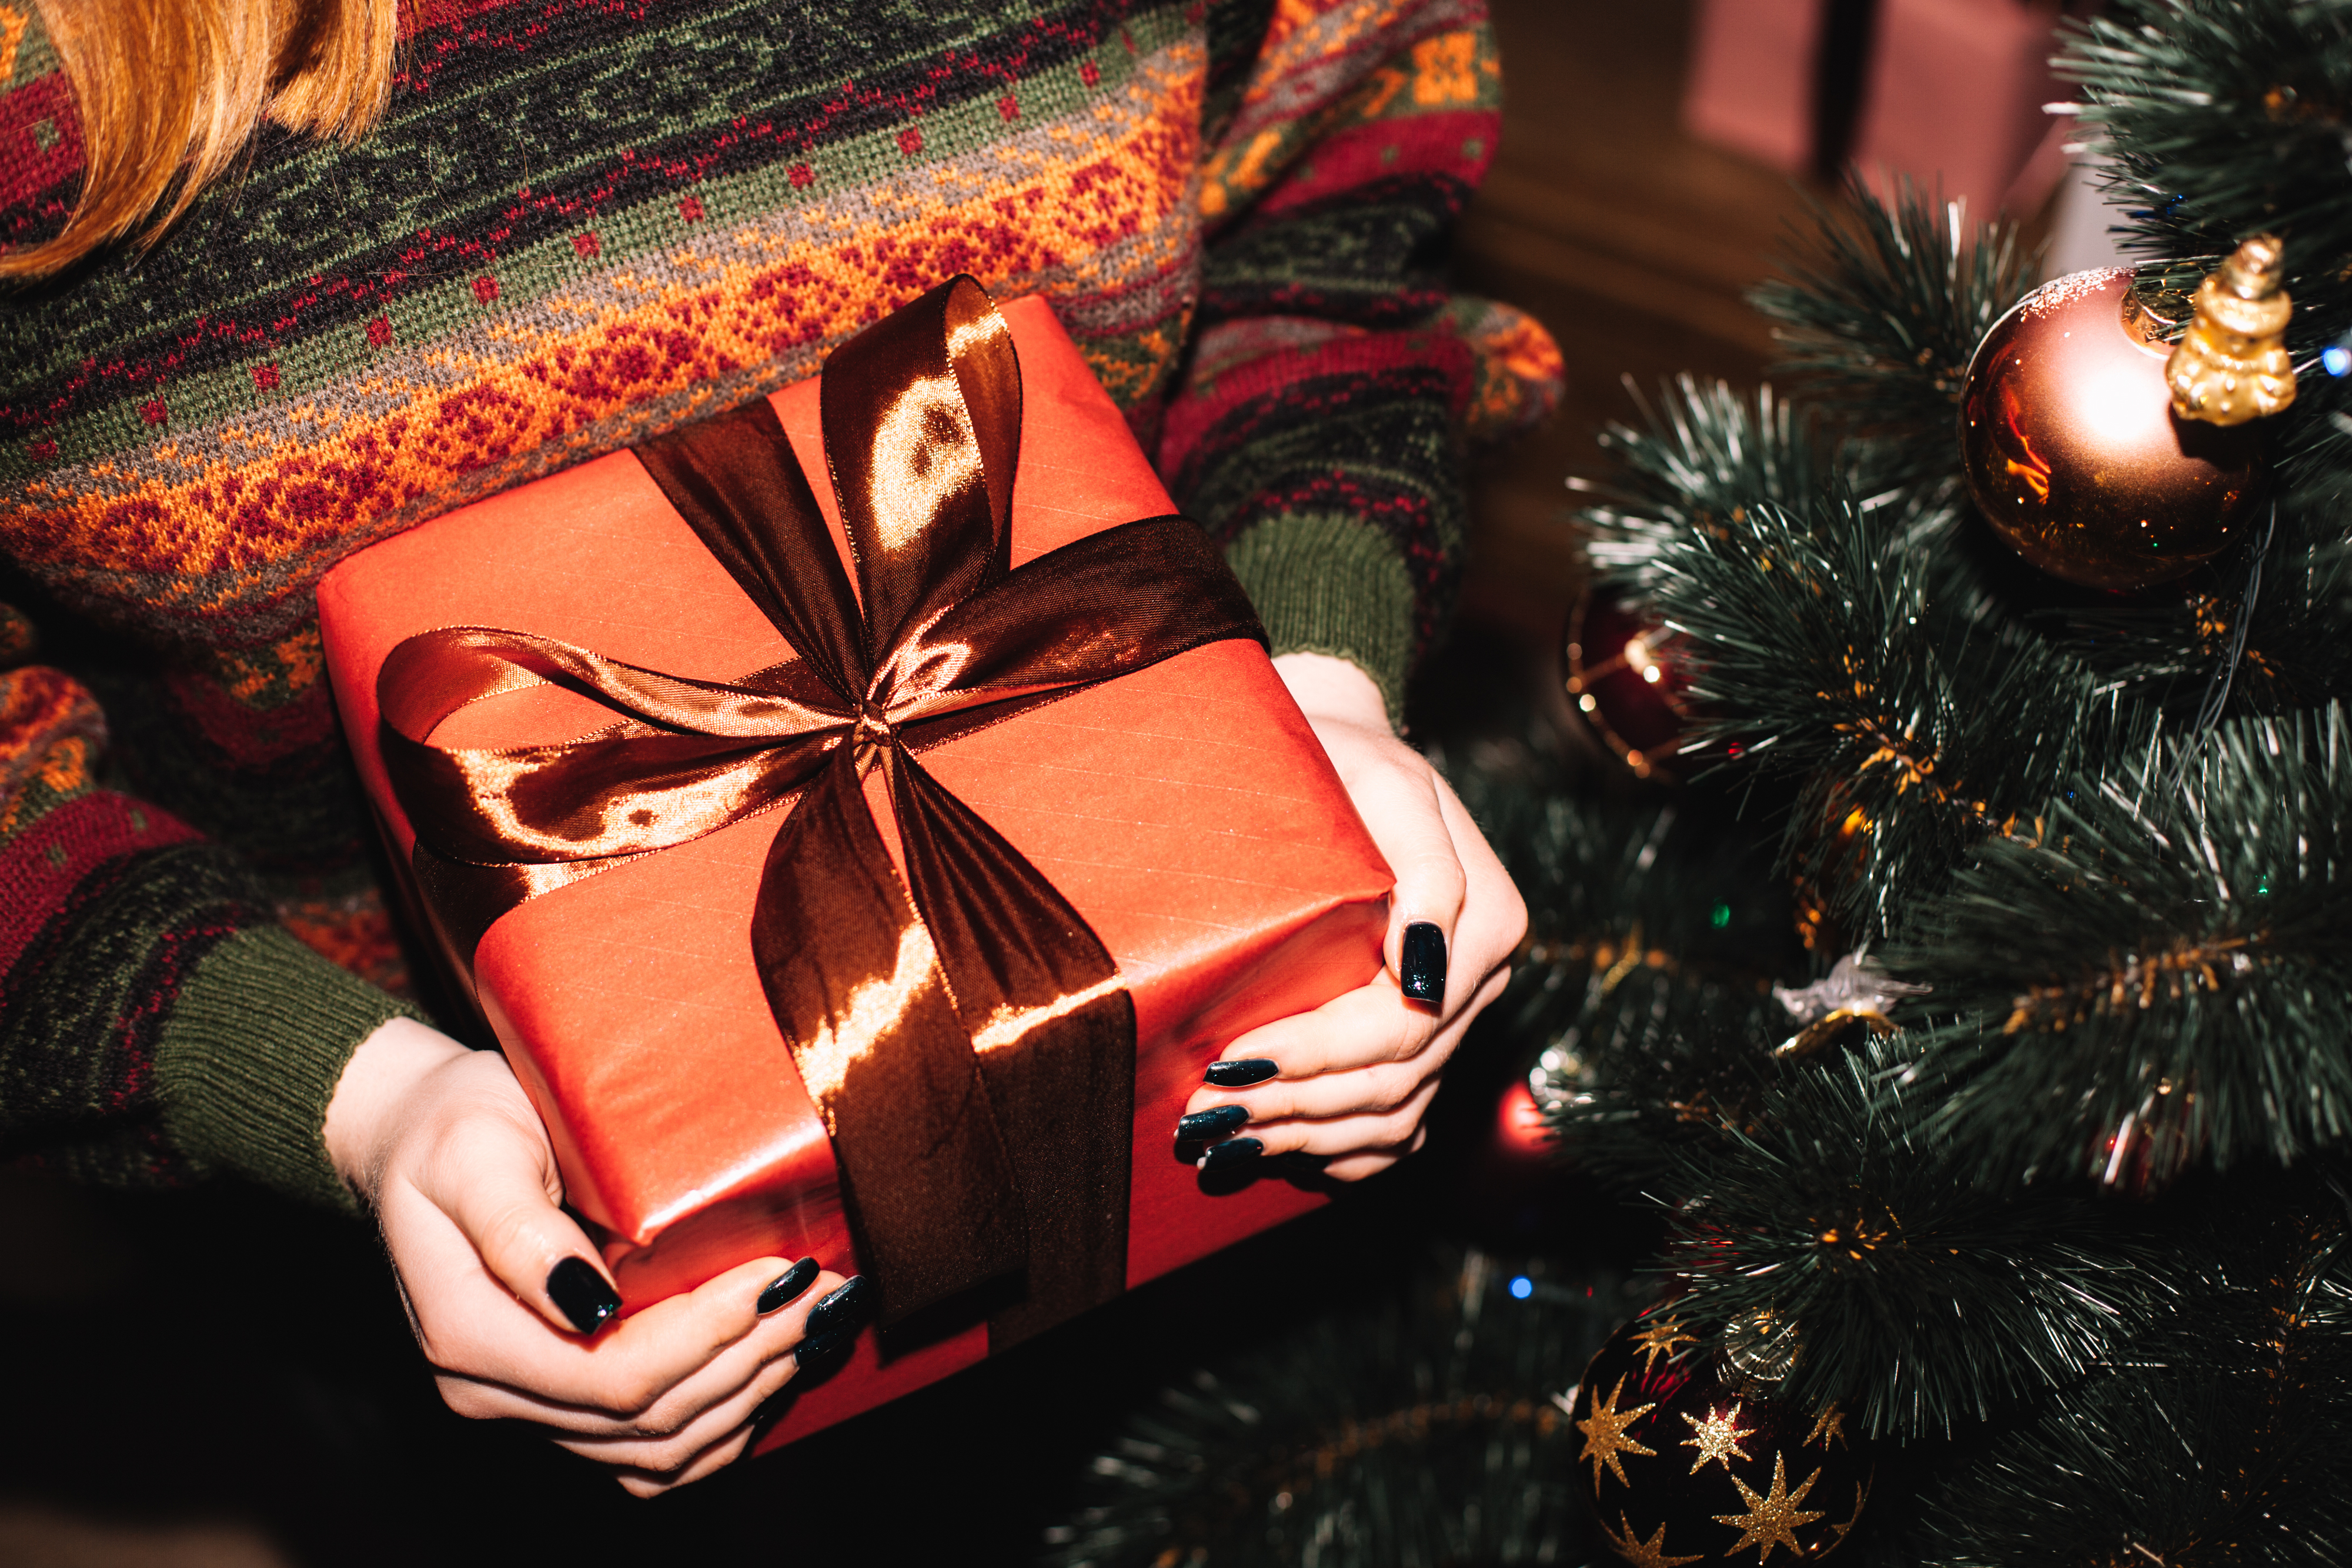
[1165,0,1563,720]
[0,606,412,1210]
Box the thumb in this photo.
[410,1059,623,1337]
[1266,651,1463,1004]
[1358,761,1467,1009]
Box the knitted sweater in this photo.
[0,0,1560,1208]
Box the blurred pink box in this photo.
[1683,0,2072,216]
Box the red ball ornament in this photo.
[1958,267,2267,591]
[1564,594,1695,781]
[1570,1312,1875,1566]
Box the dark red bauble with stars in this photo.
[1569,1312,1875,1566]
[1565,594,1696,781]
[1958,267,2267,591]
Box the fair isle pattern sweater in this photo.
[0,0,1561,1206]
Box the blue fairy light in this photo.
[1509,1275,1534,1300]
[2323,343,2351,378]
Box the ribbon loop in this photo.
[824,276,1020,660]
[380,277,1267,1339]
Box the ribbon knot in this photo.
[376,278,1267,1341]
[851,698,896,765]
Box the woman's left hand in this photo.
[1178,651,1527,1181]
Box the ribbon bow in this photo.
[377,278,1265,1339]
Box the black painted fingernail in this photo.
[1401,921,1447,1004]
[546,1256,621,1335]
[1205,1058,1279,1088]
[806,1275,871,1339]
[1178,1104,1250,1141]
[757,1256,821,1315]
[1198,1136,1264,1172]
[794,1326,855,1378]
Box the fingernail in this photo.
[546,1256,621,1335]
[757,1256,821,1315]
[1178,1104,1250,1141]
[1401,921,1447,1004]
[805,1275,871,1339]
[1198,1136,1264,1173]
[794,1326,855,1378]
[1205,1058,1279,1088]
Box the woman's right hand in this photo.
[323,1017,860,1496]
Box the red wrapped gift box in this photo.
[316,286,1391,1446]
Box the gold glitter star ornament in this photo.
[1715,1452,1829,1562]
[1630,1313,1698,1375]
[1679,1402,1754,1474]
[1576,1375,1659,1487]
[1804,1402,1849,1450]
[1569,1313,1876,1566]
[1603,1515,1705,1568]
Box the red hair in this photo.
[4,0,396,279]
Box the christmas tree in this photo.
[1537,0,2352,1555]
[1052,1,2352,1560]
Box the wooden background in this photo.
[1453,0,1802,660]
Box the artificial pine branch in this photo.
[1886,703,2352,1189]
[1906,1186,2352,1566]
[1656,1035,2183,1442]
[1647,487,2107,946]
[1040,1249,1626,1568]
[1748,175,2038,461]
[1448,758,1797,1186]
[2216,506,2352,707]
[2042,500,2352,718]
[1575,376,1847,598]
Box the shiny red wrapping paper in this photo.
[316,295,1392,1446]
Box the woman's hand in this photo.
[1178,652,1527,1181]
[323,1018,864,1495]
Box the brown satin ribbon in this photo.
[377,277,1267,1340]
